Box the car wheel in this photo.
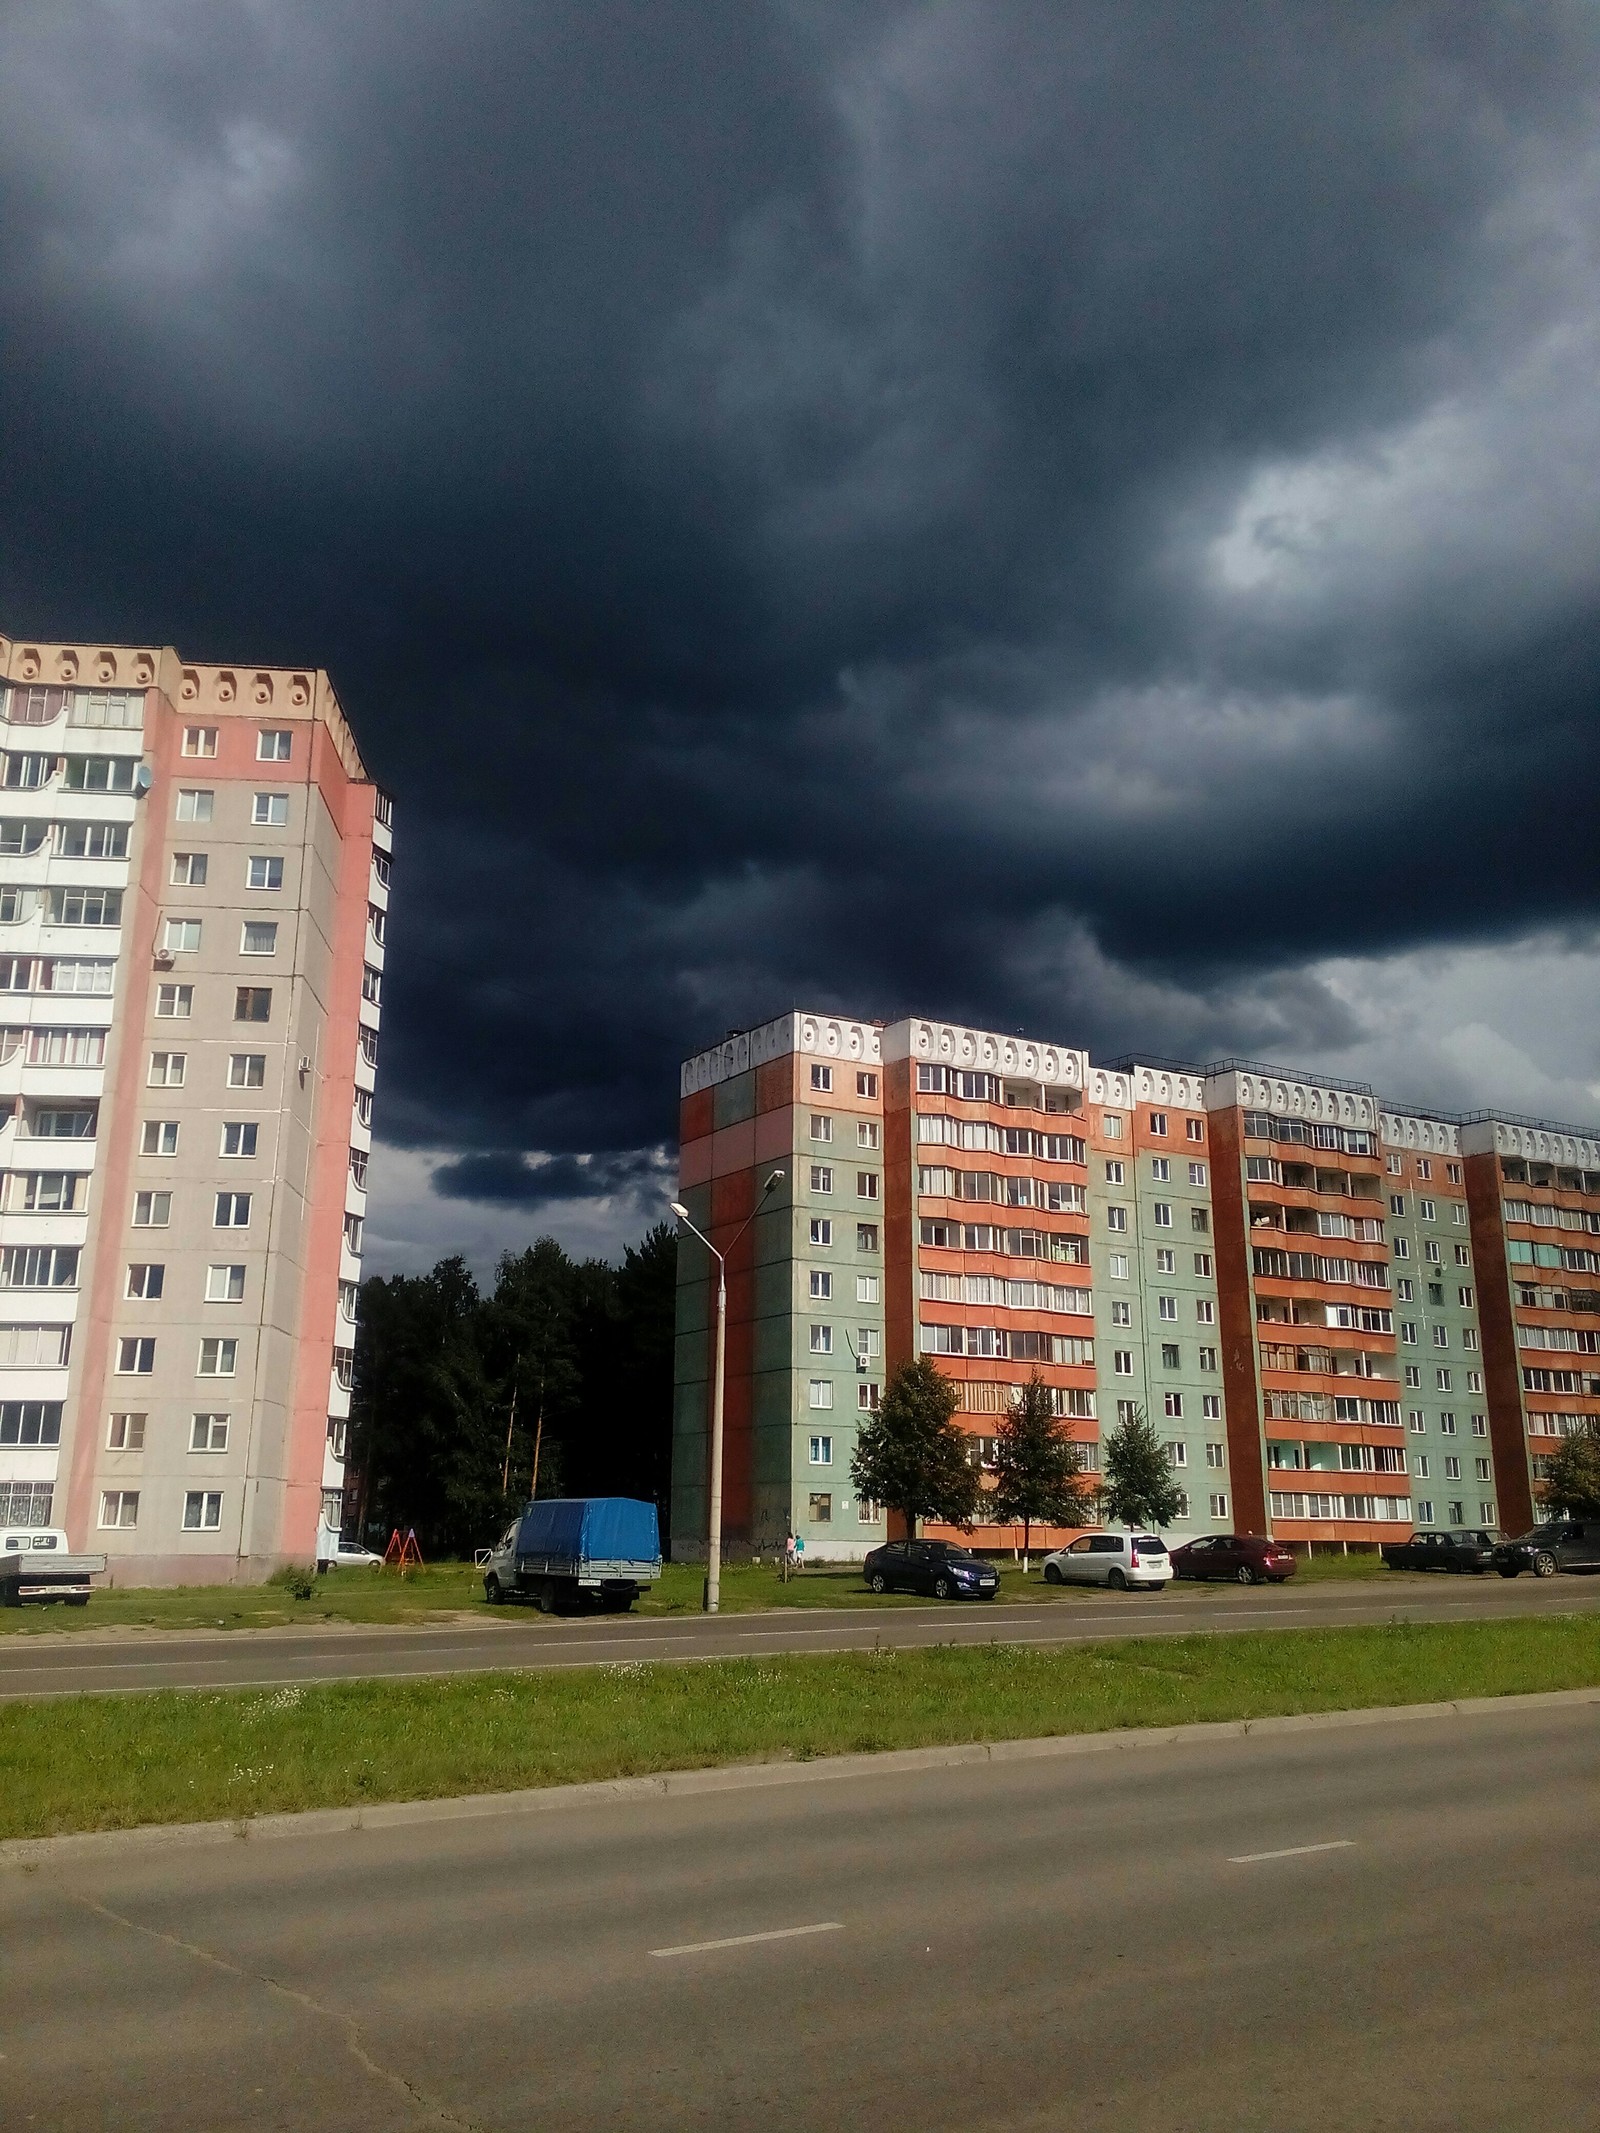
[1043,1562,1063,1584]
[484,1573,502,1604]
[1107,1568,1127,1591]
[1533,1551,1558,1578]
[933,1576,954,1600]
[869,1572,889,1594]
[1235,1564,1259,1585]
[1497,1566,1521,1579]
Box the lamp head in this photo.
[669,1202,690,1221]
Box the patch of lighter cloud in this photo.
[105,118,302,287]
[362,1143,660,1283]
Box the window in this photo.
[808,1380,833,1409]
[2,753,54,789]
[1413,1454,1430,1477]
[858,1383,881,1412]
[856,1172,879,1200]
[182,726,217,757]
[58,822,128,862]
[132,1191,172,1228]
[1433,1325,1449,1349]
[1161,1343,1180,1369]
[59,754,131,793]
[1202,1394,1221,1420]
[234,987,272,1022]
[1415,1499,1434,1523]
[257,729,293,761]
[327,1418,348,1459]
[1163,1398,1184,1425]
[46,886,122,925]
[1149,1111,1168,1137]
[856,1071,877,1097]
[214,1192,251,1227]
[1106,1205,1127,1232]
[1195,1298,1215,1324]
[0,1324,70,1368]
[1152,1202,1173,1228]
[171,852,208,886]
[1408,1409,1425,1432]
[191,1413,230,1452]
[1154,1248,1175,1273]
[1187,1119,1204,1142]
[240,921,278,956]
[147,1051,186,1088]
[99,1490,139,1528]
[1417,1160,1432,1181]
[1109,1253,1129,1280]
[810,1324,833,1354]
[176,788,214,822]
[1404,1365,1420,1387]
[140,1120,179,1156]
[809,1113,833,1143]
[809,1270,832,1299]
[810,1064,832,1091]
[1474,1458,1491,1483]
[359,1025,378,1067]
[220,1122,258,1158]
[1444,1456,1460,1481]
[1424,1240,1441,1264]
[1466,1371,1482,1393]
[10,1170,84,1212]
[809,1218,832,1246]
[106,1413,146,1451]
[1188,1162,1208,1186]
[1193,1252,1212,1276]
[1400,1322,1417,1345]
[1150,1157,1170,1182]
[252,792,290,826]
[116,1336,156,1374]
[226,1053,267,1091]
[1111,1300,1131,1326]
[125,1264,164,1300]
[205,1265,246,1303]
[160,919,200,956]
[1209,1494,1229,1519]
[856,1274,879,1303]
[1104,1160,1124,1184]
[808,1493,832,1523]
[155,983,193,1018]
[809,1435,833,1466]
[1158,1295,1177,1321]
[1198,1347,1218,1371]
[182,1491,224,1531]
[361,965,382,1009]
[1439,1411,1456,1435]
[0,1245,79,1290]
[1205,1442,1225,1468]
[808,1164,834,1196]
[1190,1206,1210,1233]
[1435,1368,1452,1392]
[1471,1414,1487,1438]
[197,1337,237,1376]
[1479,1500,1497,1526]
[1446,1501,1465,1525]
[1113,1349,1133,1376]
[856,1120,879,1150]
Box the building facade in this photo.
[0,630,387,1581]
[673,1014,1595,1561]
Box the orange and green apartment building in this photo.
[672,1013,1600,1560]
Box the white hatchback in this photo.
[1041,1531,1173,1590]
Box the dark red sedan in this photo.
[1169,1533,1298,1585]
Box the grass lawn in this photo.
[2,1613,1595,1843]
[0,1548,1392,1638]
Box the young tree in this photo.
[1099,1403,1186,1531]
[1537,1419,1600,1518]
[991,1374,1095,1570]
[851,1358,980,1538]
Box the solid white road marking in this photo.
[1229,1840,1357,1864]
[650,1921,844,1958]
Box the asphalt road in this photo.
[5,1696,1597,2131]
[3,1572,1599,1700]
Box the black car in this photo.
[1492,1520,1600,1578]
[863,1539,1000,1599]
[1381,1528,1503,1575]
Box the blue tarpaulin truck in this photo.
[481,1497,662,1613]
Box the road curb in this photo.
[5,1683,1597,1871]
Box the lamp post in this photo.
[672,1168,785,1613]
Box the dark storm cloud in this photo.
[431,1146,673,1211]
[4,0,1600,1204]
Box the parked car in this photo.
[1040,1531,1172,1590]
[1492,1520,1600,1578]
[863,1539,1000,1599]
[318,1539,384,1571]
[1169,1533,1298,1584]
[1380,1528,1502,1575]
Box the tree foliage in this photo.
[347,1224,678,1558]
[1537,1420,1600,1518]
[1098,1403,1186,1530]
[850,1358,979,1537]
[991,1374,1095,1561]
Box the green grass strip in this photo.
[3,1614,1595,1844]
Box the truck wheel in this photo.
[536,1582,555,1614]
[601,1591,634,1613]
[68,1596,89,1607]
[484,1574,502,1604]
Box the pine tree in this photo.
[850,1358,980,1537]
[1099,1403,1186,1530]
[1538,1419,1600,1518]
[991,1374,1095,1570]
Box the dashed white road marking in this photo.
[650,1921,844,1958]
[1229,1840,1357,1864]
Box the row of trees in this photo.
[345,1226,676,1558]
[852,1359,1184,1561]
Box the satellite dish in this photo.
[132,763,154,795]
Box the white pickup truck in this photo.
[0,1528,107,1607]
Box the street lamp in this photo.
[672,1168,785,1613]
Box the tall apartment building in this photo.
[673,1014,1599,1561]
[0,630,388,1581]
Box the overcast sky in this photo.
[3,1,1598,1273]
